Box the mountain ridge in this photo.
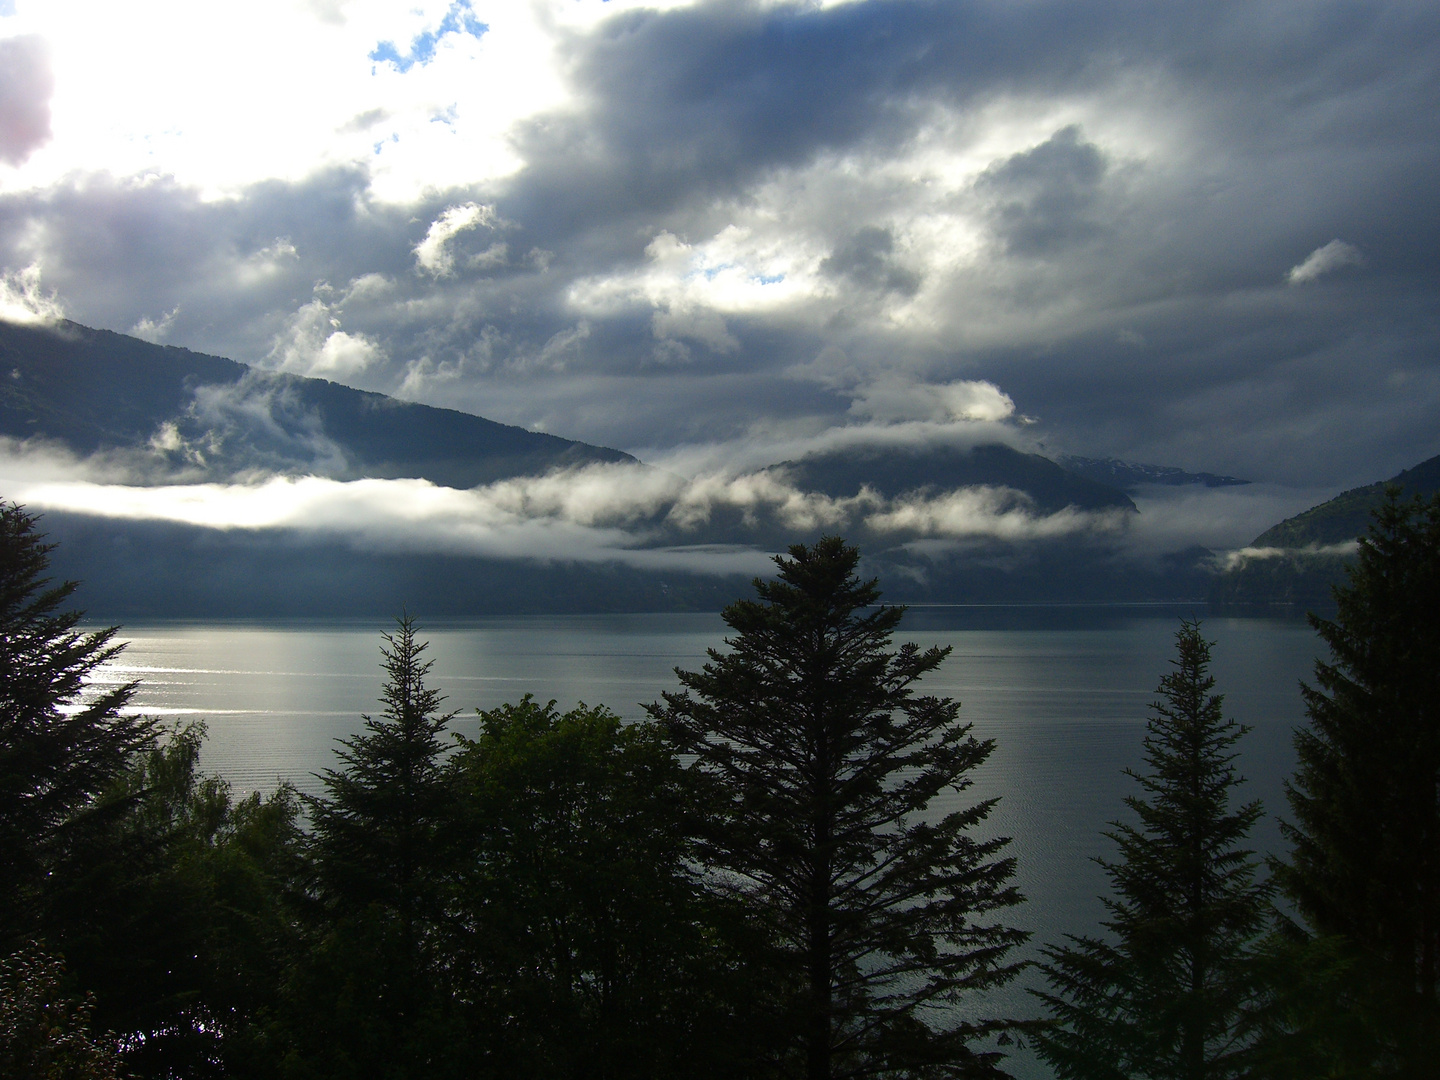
[0,319,635,487]
[1210,452,1440,606]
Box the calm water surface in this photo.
[87,606,1322,1076]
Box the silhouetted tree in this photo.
[44,723,304,1079]
[286,615,461,1080]
[649,537,1026,1080]
[1266,488,1440,1073]
[0,501,152,945]
[1034,620,1270,1080]
[445,696,775,1079]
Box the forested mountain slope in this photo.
[0,319,634,486]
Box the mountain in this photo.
[783,443,1137,514]
[0,318,1219,615]
[1211,453,1440,606]
[0,319,634,486]
[1058,456,1249,492]
[1249,454,1440,548]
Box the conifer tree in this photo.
[1034,620,1270,1080]
[649,537,1026,1080]
[0,501,152,945]
[309,614,456,927]
[293,615,460,1080]
[1268,488,1440,1070]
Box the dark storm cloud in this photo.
[0,35,52,166]
[821,228,921,296]
[975,126,1107,256]
[3,0,1439,494]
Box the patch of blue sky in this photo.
[0,1,15,17]
[370,0,487,74]
[755,274,785,285]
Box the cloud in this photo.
[1218,540,1358,572]
[0,434,1125,577]
[0,35,52,166]
[129,305,179,342]
[1121,483,1340,554]
[1285,239,1365,284]
[268,289,384,377]
[847,377,1017,424]
[182,374,353,476]
[0,262,63,323]
[370,0,487,74]
[866,486,1127,541]
[0,0,1438,492]
[820,227,921,296]
[414,201,495,277]
[974,125,1108,256]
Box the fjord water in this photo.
[90,608,1321,1072]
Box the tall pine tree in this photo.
[0,500,152,947]
[1268,488,1440,1072]
[291,615,461,1080]
[1035,620,1270,1080]
[649,537,1026,1080]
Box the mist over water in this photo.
[89,607,1321,1078]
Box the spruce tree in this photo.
[308,615,456,925]
[1269,488,1440,1070]
[1034,620,1270,1080]
[294,615,460,1080]
[0,501,152,945]
[648,537,1026,1080]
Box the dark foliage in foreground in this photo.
[1035,621,1270,1080]
[0,501,152,948]
[6,497,1439,1077]
[1260,488,1440,1076]
[651,537,1028,1079]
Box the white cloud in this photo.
[414,201,493,277]
[1218,540,1358,572]
[129,305,179,342]
[866,486,1126,540]
[0,262,64,323]
[268,292,384,376]
[1286,239,1365,284]
[569,229,814,337]
[0,1,579,202]
[848,377,1016,424]
[0,442,1122,574]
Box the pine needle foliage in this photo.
[309,614,458,920]
[0,501,152,943]
[1034,620,1269,1080]
[296,615,462,1080]
[648,537,1026,1080]
[1269,488,1440,1068]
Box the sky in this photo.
[0,0,1437,564]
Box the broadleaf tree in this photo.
[1034,620,1270,1080]
[445,695,777,1079]
[648,537,1027,1080]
